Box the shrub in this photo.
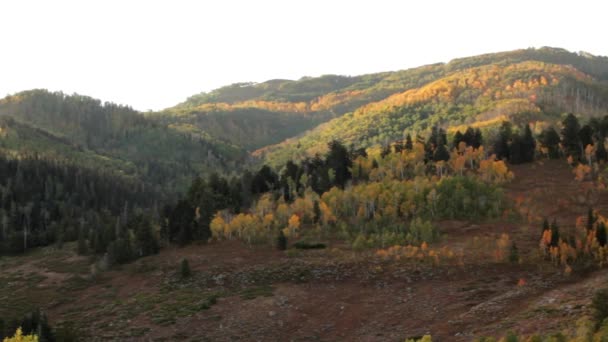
[293,241,326,250]
[180,258,191,279]
[276,230,287,251]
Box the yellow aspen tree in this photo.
[210,214,226,239]
[287,214,301,238]
[3,328,38,342]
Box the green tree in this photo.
[493,121,512,160]
[562,113,582,160]
[521,124,536,163]
[540,127,561,159]
[326,140,352,188]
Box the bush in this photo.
[180,258,191,279]
[407,218,438,244]
[293,241,326,250]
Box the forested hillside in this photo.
[253,51,608,167]
[156,47,608,157]
[0,90,247,192]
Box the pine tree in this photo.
[509,133,524,164]
[494,121,512,160]
[596,138,608,162]
[562,113,582,160]
[472,128,483,148]
[522,124,536,163]
[405,134,413,150]
[540,127,561,159]
[326,140,352,188]
[587,208,596,232]
[276,230,287,251]
[433,144,450,162]
[133,215,160,257]
[453,131,464,148]
[579,124,594,151]
[550,219,560,247]
[597,222,607,247]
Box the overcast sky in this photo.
[1,0,605,111]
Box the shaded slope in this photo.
[0,90,247,192]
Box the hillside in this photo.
[5,46,608,341]
[155,47,608,157]
[1,160,607,341]
[0,90,247,193]
[251,51,608,167]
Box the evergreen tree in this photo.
[433,144,450,162]
[404,134,413,150]
[508,133,524,164]
[107,237,133,265]
[587,208,596,232]
[562,113,582,160]
[550,219,560,247]
[579,124,594,150]
[168,199,195,246]
[493,121,512,160]
[464,127,483,148]
[132,215,160,257]
[596,139,608,162]
[453,130,465,148]
[393,140,404,154]
[597,222,607,247]
[521,124,536,163]
[472,128,483,148]
[540,127,561,159]
[326,140,352,188]
[251,165,278,194]
[276,230,287,251]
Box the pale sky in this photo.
[1,0,606,111]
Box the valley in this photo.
[3,46,608,341]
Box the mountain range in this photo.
[2,46,608,194]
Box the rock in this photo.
[268,311,276,317]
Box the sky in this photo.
[1,0,606,111]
